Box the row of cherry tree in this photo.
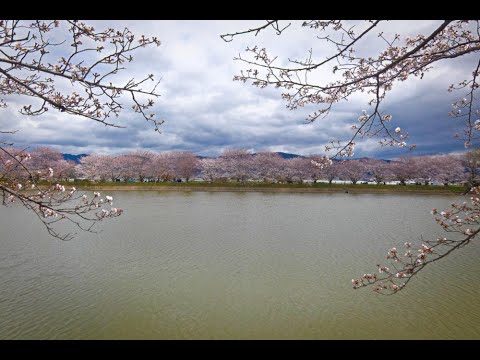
[2,147,478,186]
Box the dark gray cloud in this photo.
[1,20,476,158]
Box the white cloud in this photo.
[1,20,477,158]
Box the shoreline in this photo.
[70,184,465,195]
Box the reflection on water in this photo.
[0,191,479,339]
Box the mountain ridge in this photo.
[62,152,395,163]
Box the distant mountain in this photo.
[62,152,393,164]
[275,152,304,159]
[195,152,304,159]
[63,154,88,164]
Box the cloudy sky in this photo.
[1,20,477,159]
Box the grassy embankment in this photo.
[53,180,466,194]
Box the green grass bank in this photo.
[56,181,466,195]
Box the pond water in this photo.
[0,191,479,339]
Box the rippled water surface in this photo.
[1,191,479,339]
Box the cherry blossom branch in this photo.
[352,187,480,295]
[220,20,291,42]
[0,20,165,240]
[449,59,480,147]
[223,20,480,294]
[0,20,163,130]
[223,20,479,156]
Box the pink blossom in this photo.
[421,244,433,254]
[387,247,397,259]
[417,253,427,260]
[53,184,65,192]
[378,266,389,273]
[358,114,369,122]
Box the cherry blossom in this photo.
[1,20,164,240]
[352,186,480,295]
